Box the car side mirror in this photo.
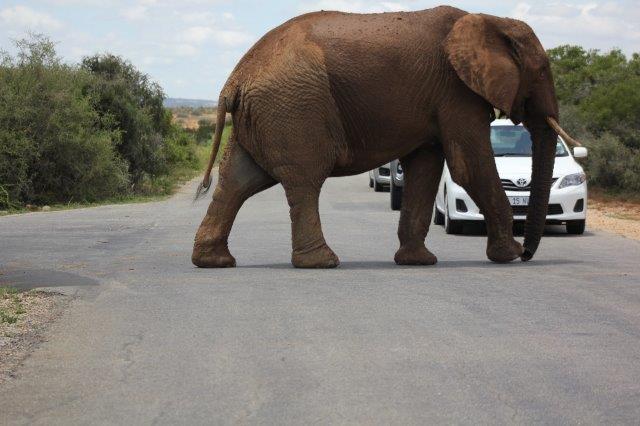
[573,147,588,158]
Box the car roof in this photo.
[491,119,521,127]
[490,118,570,150]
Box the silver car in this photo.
[389,159,403,210]
[369,163,391,192]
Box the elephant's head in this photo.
[444,13,577,261]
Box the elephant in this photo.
[192,5,579,269]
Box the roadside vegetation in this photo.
[0,287,24,325]
[548,45,640,195]
[1,34,637,212]
[170,109,233,171]
[1,285,68,383]
[0,35,215,213]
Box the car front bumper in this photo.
[446,182,588,222]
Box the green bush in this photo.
[582,134,640,192]
[163,125,199,169]
[0,34,202,210]
[0,35,128,208]
[194,119,215,144]
[550,46,640,193]
[81,53,173,185]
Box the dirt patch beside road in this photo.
[0,289,69,383]
[588,195,640,241]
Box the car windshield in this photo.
[491,125,568,157]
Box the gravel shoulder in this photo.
[0,289,70,383]
[588,197,640,241]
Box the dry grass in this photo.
[170,107,233,130]
[171,107,216,129]
[588,189,640,240]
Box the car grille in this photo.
[501,178,558,192]
[512,204,564,216]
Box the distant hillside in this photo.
[164,98,217,108]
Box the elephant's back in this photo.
[305,6,466,49]
[226,6,466,89]
[225,6,469,175]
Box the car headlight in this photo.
[558,173,586,189]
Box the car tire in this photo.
[566,220,585,235]
[369,177,374,188]
[434,208,445,225]
[373,178,384,192]
[444,190,464,234]
[390,180,402,211]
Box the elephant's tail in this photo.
[194,93,231,201]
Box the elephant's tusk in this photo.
[546,117,583,147]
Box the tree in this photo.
[81,54,173,185]
[0,35,128,208]
[549,45,640,191]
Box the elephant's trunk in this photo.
[521,118,558,261]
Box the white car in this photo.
[369,163,391,192]
[435,119,588,235]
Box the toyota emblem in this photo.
[516,178,529,187]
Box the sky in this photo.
[1,1,639,99]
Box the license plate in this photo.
[509,196,529,206]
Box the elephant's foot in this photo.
[192,241,236,268]
[394,244,438,265]
[292,244,340,269]
[486,239,524,263]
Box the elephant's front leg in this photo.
[284,185,339,268]
[394,146,444,265]
[438,105,523,263]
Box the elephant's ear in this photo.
[444,14,520,116]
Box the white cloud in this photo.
[379,2,408,12]
[121,5,148,21]
[173,43,199,56]
[0,5,62,30]
[181,25,253,47]
[511,1,640,53]
[299,1,409,14]
[182,26,214,43]
[214,29,254,47]
[180,11,217,23]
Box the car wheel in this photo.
[444,189,463,234]
[434,208,445,225]
[566,220,585,235]
[369,177,374,188]
[373,178,383,192]
[390,179,402,211]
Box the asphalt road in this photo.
[1,174,639,425]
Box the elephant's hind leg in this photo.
[192,141,276,268]
[394,144,444,265]
[284,184,339,269]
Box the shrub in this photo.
[550,46,640,194]
[0,35,128,208]
[194,119,215,144]
[163,125,199,169]
[0,34,202,209]
[583,134,640,192]
[81,53,173,185]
